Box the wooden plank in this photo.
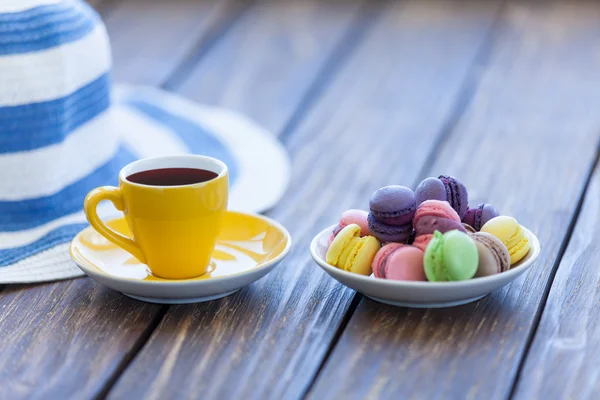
[0,279,162,399]
[103,0,245,85]
[107,1,502,399]
[512,153,600,397]
[308,2,600,399]
[168,0,367,133]
[87,0,107,8]
[0,1,247,398]
[87,0,118,19]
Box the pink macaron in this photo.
[329,209,371,245]
[371,243,426,281]
[412,200,466,250]
[412,234,433,252]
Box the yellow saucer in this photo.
[70,211,291,303]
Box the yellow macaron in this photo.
[481,216,530,265]
[326,224,380,275]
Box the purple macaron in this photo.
[368,213,413,243]
[462,203,499,231]
[369,185,416,225]
[415,177,446,206]
[414,215,466,237]
[414,176,469,218]
[438,175,469,219]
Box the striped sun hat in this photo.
[0,0,290,283]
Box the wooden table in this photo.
[2,0,600,398]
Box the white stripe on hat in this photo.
[0,23,110,107]
[0,0,62,13]
[0,109,119,200]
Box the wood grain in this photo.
[107,1,502,399]
[87,0,118,19]
[512,150,600,398]
[103,0,246,85]
[167,0,371,134]
[87,0,107,8]
[0,279,162,399]
[308,2,600,399]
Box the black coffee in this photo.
[127,168,218,186]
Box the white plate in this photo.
[70,211,291,304]
[310,225,541,308]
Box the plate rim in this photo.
[70,210,292,286]
[310,224,541,289]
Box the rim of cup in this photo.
[119,155,228,189]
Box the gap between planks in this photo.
[305,1,600,397]
[507,139,600,400]
[93,3,251,398]
[88,1,251,398]
[413,0,507,185]
[105,1,515,397]
[94,305,169,400]
[97,1,385,397]
[96,1,600,398]
[300,0,508,397]
[277,1,382,142]
[161,0,250,91]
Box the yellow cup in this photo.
[84,155,228,279]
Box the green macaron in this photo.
[424,230,478,281]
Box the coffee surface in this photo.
[127,168,218,186]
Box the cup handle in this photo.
[84,186,146,263]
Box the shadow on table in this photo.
[356,288,518,348]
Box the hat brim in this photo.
[0,86,290,283]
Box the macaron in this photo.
[415,177,447,205]
[368,212,413,243]
[329,209,371,244]
[369,185,416,225]
[326,224,380,275]
[481,216,530,265]
[471,232,511,277]
[438,175,469,219]
[412,200,466,250]
[462,203,499,231]
[371,243,426,281]
[414,176,469,219]
[424,230,478,281]
[412,234,433,252]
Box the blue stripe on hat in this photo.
[124,99,239,184]
[0,145,136,232]
[0,2,97,55]
[0,223,88,266]
[0,73,110,153]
